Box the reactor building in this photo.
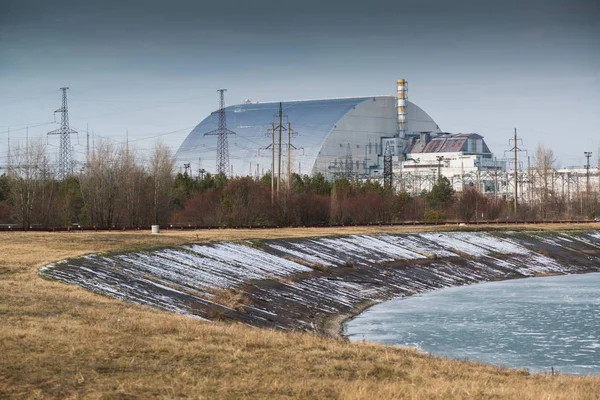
[176,80,502,193]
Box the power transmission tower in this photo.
[47,87,77,180]
[204,89,235,176]
[383,142,393,190]
[345,143,353,179]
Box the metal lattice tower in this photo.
[204,89,235,175]
[47,87,77,180]
[383,142,393,189]
[344,143,353,179]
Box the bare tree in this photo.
[79,140,122,227]
[117,146,146,227]
[7,139,51,228]
[534,143,556,219]
[149,141,175,225]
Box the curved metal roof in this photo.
[176,97,370,176]
[175,96,441,177]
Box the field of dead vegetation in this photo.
[1,224,600,399]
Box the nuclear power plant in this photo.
[176,80,503,193]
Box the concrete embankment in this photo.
[40,230,600,336]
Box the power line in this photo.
[0,121,56,131]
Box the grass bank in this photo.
[1,224,600,399]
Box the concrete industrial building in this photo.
[175,80,502,192]
[398,132,505,194]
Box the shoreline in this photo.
[40,229,600,340]
[330,269,600,342]
[336,271,600,377]
[327,273,551,341]
[318,299,378,338]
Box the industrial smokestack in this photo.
[397,79,407,138]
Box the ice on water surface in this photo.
[346,273,600,376]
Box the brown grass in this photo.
[208,288,252,310]
[1,224,600,399]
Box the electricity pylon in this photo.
[47,87,77,180]
[204,89,235,176]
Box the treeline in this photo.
[1,139,175,229]
[0,141,598,228]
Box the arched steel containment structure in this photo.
[176,96,441,179]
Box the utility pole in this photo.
[86,123,90,167]
[6,128,10,166]
[584,151,592,195]
[47,87,77,180]
[267,103,287,199]
[261,104,290,201]
[204,89,235,176]
[493,157,498,199]
[506,128,524,215]
[513,128,518,213]
[567,172,571,214]
[271,121,275,202]
[597,146,600,201]
[585,151,592,214]
[277,103,283,195]
[287,122,292,191]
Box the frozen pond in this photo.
[346,273,600,375]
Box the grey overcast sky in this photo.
[1,0,599,168]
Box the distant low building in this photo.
[398,132,505,194]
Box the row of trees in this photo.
[0,141,597,228]
[521,144,599,220]
[1,139,175,228]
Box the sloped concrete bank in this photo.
[40,230,600,337]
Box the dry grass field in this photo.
[1,224,600,399]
